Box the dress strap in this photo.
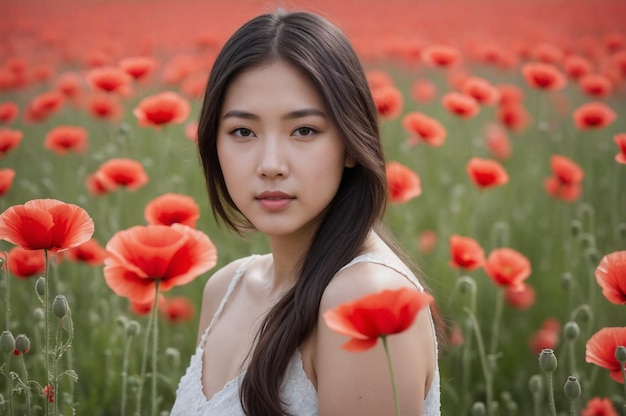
[339,253,425,292]
[199,254,259,346]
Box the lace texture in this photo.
[171,253,440,415]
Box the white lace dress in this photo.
[170,253,441,415]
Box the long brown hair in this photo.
[198,10,388,415]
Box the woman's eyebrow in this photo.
[222,108,327,120]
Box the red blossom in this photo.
[573,102,617,130]
[104,224,217,303]
[44,126,88,155]
[505,284,535,310]
[422,44,460,68]
[323,287,434,351]
[119,56,157,80]
[461,76,500,106]
[550,155,584,185]
[0,102,19,123]
[65,238,108,266]
[402,112,446,147]
[521,62,567,91]
[133,91,190,128]
[449,235,485,270]
[96,158,149,191]
[386,162,421,203]
[442,92,479,119]
[595,251,626,305]
[160,296,195,323]
[87,66,132,93]
[0,199,94,252]
[466,157,509,189]
[484,248,531,290]
[0,169,15,196]
[614,133,626,164]
[144,193,200,228]
[371,86,403,119]
[586,327,626,383]
[6,246,46,278]
[0,128,23,157]
[581,397,619,416]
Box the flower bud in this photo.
[539,349,557,373]
[563,322,580,343]
[14,334,30,355]
[579,233,595,249]
[585,248,599,265]
[0,331,15,354]
[528,374,543,395]
[564,376,581,400]
[33,307,45,322]
[491,221,510,247]
[457,276,477,295]
[52,295,68,318]
[615,346,626,363]
[165,347,180,367]
[126,320,140,337]
[570,219,582,237]
[617,223,626,241]
[572,304,593,324]
[560,272,572,292]
[35,277,46,297]
[471,402,486,416]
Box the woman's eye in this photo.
[293,127,316,137]
[233,128,254,138]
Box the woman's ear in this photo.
[345,154,357,168]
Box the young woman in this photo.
[171,10,440,416]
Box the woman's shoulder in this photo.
[320,252,419,310]
[202,254,260,296]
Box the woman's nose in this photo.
[256,136,288,178]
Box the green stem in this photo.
[4,251,10,330]
[44,250,51,416]
[570,399,576,416]
[489,289,504,356]
[54,318,61,416]
[5,351,12,416]
[121,335,133,416]
[19,354,31,414]
[464,307,493,416]
[151,281,160,416]
[568,341,577,377]
[134,304,154,416]
[546,372,557,416]
[621,361,626,416]
[381,336,400,416]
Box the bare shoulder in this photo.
[320,257,420,310]
[315,256,435,415]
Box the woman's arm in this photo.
[315,261,436,416]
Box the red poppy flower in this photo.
[411,79,437,103]
[485,124,511,160]
[529,319,560,354]
[579,74,613,98]
[96,158,149,191]
[484,248,531,290]
[417,229,437,255]
[103,223,218,303]
[550,155,584,185]
[87,66,132,93]
[160,296,195,323]
[612,51,626,79]
[448,322,464,347]
[614,133,626,164]
[386,162,421,203]
[531,43,564,65]
[185,120,198,142]
[43,384,54,403]
[87,94,123,121]
[144,193,200,228]
[55,73,82,100]
[461,77,500,106]
[65,238,108,266]
[497,84,524,107]
[422,45,460,68]
[366,70,394,90]
[402,112,446,147]
[573,102,617,130]
[6,246,46,278]
[0,128,23,157]
[544,177,582,202]
[498,103,530,132]
[505,284,535,310]
[85,172,116,196]
[133,91,190,129]
[595,251,626,305]
[563,55,593,80]
[581,397,618,416]
[371,86,403,119]
[466,157,509,189]
[119,56,157,81]
[0,102,19,123]
[0,168,16,196]
[586,327,626,383]
[0,199,94,252]
[442,92,479,119]
[181,74,208,99]
[323,287,434,351]
[521,62,566,91]
[25,91,64,122]
[448,234,485,270]
[44,126,88,155]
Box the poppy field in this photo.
[1,0,625,415]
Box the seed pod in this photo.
[0,331,15,354]
[14,334,30,355]
[564,376,581,400]
[52,295,68,318]
[539,349,557,373]
[35,277,46,297]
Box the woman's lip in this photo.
[256,191,294,199]
[256,198,293,210]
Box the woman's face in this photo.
[217,60,354,240]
